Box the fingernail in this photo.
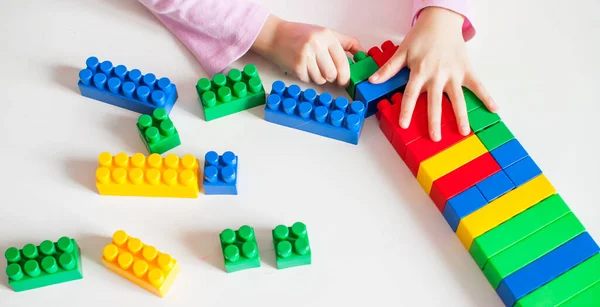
[400,118,408,128]
[370,74,379,82]
[432,131,440,142]
[460,124,470,135]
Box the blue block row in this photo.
[476,171,516,202]
[504,156,542,187]
[264,81,366,145]
[490,139,528,169]
[203,151,238,195]
[443,186,488,231]
[78,56,178,115]
[355,67,410,118]
[497,232,599,306]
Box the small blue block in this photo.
[203,151,238,195]
[78,56,178,115]
[476,171,516,202]
[490,139,528,169]
[497,232,600,307]
[443,186,488,232]
[264,81,366,145]
[504,156,542,187]
[355,67,410,118]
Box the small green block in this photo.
[345,52,379,99]
[219,225,261,273]
[463,87,484,112]
[470,194,571,269]
[475,121,515,151]
[197,64,266,121]
[272,222,311,269]
[560,279,600,307]
[483,212,585,289]
[515,253,600,307]
[5,237,84,292]
[468,105,501,133]
[137,108,181,154]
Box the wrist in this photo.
[251,14,283,56]
[417,6,464,30]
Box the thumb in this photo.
[368,47,407,84]
[333,31,364,54]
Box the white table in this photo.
[1,0,599,306]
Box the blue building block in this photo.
[264,81,366,145]
[443,186,488,232]
[78,56,178,115]
[504,156,543,187]
[496,232,599,307]
[490,139,528,169]
[355,67,410,118]
[476,171,516,202]
[203,151,238,195]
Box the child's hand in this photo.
[252,14,363,86]
[368,7,497,142]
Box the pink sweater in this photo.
[138,0,475,76]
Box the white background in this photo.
[0,0,599,306]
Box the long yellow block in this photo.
[416,135,487,194]
[456,174,556,250]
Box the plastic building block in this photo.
[137,108,180,154]
[102,230,179,297]
[346,52,379,98]
[497,232,599,306]
[504,156,542,187]
[5,237,83,292]
[368,40,399,67]
[490,139,529,169]
[443,186,488,232]
[515,253,600,306]
[390,113,430,160]
[475,121,514,151]
[78,56,178,115]
[219,225,260,272]
[272,222,312,269]
[456,174,556,250]
[203,151,238,195]
[377,98,400,142]
[196,64,266,121]
[416,134,487,194]
[95,152,199,198]
[483,212,585,289]
[468,105,501,133]
[475,171,516,202]
[265,81,366,145]
[470,194,571,269]
[430,152,500,212]
[561,279,600,307]
[463,87,484,112]
[355,67,410,118]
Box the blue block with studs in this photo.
[203,151,238,195]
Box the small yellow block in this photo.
[456,174,556,250]
[96,152,199,198]
[416,135,487,194]
[102,230,180,297]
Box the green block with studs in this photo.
[219,225,261,273]
[137,108,180,154]
[197,64,266,121]
[5,237,84,292]
[346,52,379,99]
[272,222,311,269]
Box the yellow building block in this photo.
[456,174,556,250]
[96,152,199,198]
[416,135,488,194]
[102,230,180,297]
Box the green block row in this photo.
[560,279,600,307]
[137,108,181,154]
[345,51,379,99]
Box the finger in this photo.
[294,62,310,84]
[316,49,338,84]
[464,72,498,112]
[307,56,326,85]
[333,31,364,54]
[446,79,470,136]
[398,72,425,128]
[427,80,445,142]
[369,48,407,84]
[329,43,351,86]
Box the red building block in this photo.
[368,40,399,67]
[390,113,429,159]
[377,98,400,142]
[429,152,501,212]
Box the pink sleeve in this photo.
[138,0,270,76]
[412,0,476,41]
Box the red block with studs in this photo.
[368,40,399,67]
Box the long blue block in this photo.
[504,156,542,187]
[78,56,178,115]
[264,81,366,145]
[476,171,516,202]
[203,151,238,195]
[490,139,528,169]
[443,186,488,232]
[497,232,600,306]
[355,67,410,118]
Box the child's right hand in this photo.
[252,14,363,86]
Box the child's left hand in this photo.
[368,7,497,142]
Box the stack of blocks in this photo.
[377,88,600,306]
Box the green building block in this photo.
[345,51,379,99]
[470,194,571,269]
[483,212,585,289]
[560,279,600,307]
[515,253,600,307]
[137,108,180,154]
[5,237,83,292]
[463,87,484,112]
[475,121,515,151]
[272,222,311,269]
[197,64,266,121]
[468,104,501,133]
[219,225,260,273]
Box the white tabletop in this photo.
[1,0,599,306]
